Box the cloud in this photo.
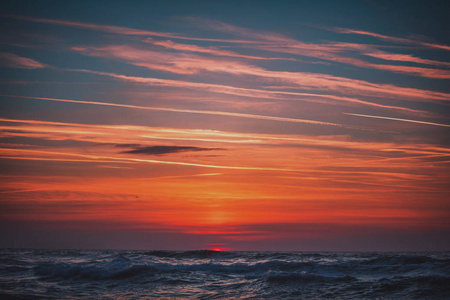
[253,44,450,79]
[4,14,178,38]
[72,45,269,75]
[0,52,46,69]
[7,14,449,78]
[362,50,450,67]
[2,117,449,158]
[344,113,450,128]
[331,27,450,51]
[115,143,141,148]
[71,45,450,100]
[1,94,356,128]
[184,17,296,44]
[184,19,450,78]
[146,38,294,61]
[0,147,301,172]
[120,145,223,156]
[4,14,260,44]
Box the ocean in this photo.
[0,249,449,299]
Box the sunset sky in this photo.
[0,0,449,251]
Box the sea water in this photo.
[0,249,449,299]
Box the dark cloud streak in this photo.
[119,145,223,156]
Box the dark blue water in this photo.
[0,249,449,299]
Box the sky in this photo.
[0,0,449,251]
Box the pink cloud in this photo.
[146,38,295,61]
[6,14,264,44]
[10,14,449,79]
[363,50,450,67]
[1,94,354,129]
[72,45,268,75]
[88,68,438,112]
[72,45,450,101]
[185,19,450,78]
[367,64,450,79]
[6,14,179,38]
[184,17,297,44]
[254,45,450,79]
[332,27,450,51]
[0,53,46,69]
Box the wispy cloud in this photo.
[332,27,450,51]
[185,18,450,78]
[72,45,270,75]
[4,14,179,38]
[361,50,450,67]
[2,117,449,161]
[71,45,450,100]
[3,14,262,44]
[0,52,46,69]
[145,38,294,61]
[0,94,356,128]
[183,17,296,44]
[255,45,450,79]
[7,14,450,79]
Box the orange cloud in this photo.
[2,117,449,156]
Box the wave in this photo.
[2,250,449,299]
[361,254,447,266]
[33,258,158,281]
[0,293,54,300]
[266,272,357,284]
[33,258,318,281]
[141,250,327,260]
[142,249,235,259]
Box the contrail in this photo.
[344,113,450,128]
[0,94,356,129]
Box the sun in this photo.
[208,247,230,252]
